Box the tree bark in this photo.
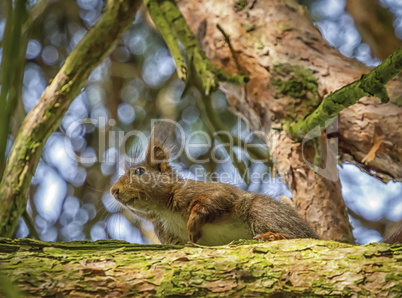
[0,238,401,297]
[175,0,402,242]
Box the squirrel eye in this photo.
[135,167,145,176]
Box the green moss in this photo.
[273,63,318,101]
[278,22,293,32]
[234,0,247,11]
[271,63,320,123]
[255,41,264,49]
[386,271,402,282]
[347,254,363,260]
[58,80,73,95]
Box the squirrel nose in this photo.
[111,187,119,198]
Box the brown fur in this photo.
[111,123,318,245]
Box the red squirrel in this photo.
[111,122,318,245]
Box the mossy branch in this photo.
[22,0,49,35]
[144,0,187,80]
[289,48,402,140]
[145,0,249,95]
[0,0,141,237]
[0,0,28,179]
[1,238,402,296]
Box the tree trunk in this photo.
[0,238,401,297]
[175,0,402,242]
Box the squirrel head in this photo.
[110,122,178,216]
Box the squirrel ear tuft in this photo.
[146,145,172,173]
[145,120,177,173]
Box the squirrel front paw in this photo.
[187,219,202,243]
[187,211,203,243]
[189,229,202,243]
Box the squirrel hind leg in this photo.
[253,232,287,241]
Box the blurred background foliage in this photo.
[0,0,401,244]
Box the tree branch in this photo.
[0,0,141,237]
[144,0,187,80]
[0,0,28,179]
[1,238,401,296]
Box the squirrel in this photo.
[110,122,319,245]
